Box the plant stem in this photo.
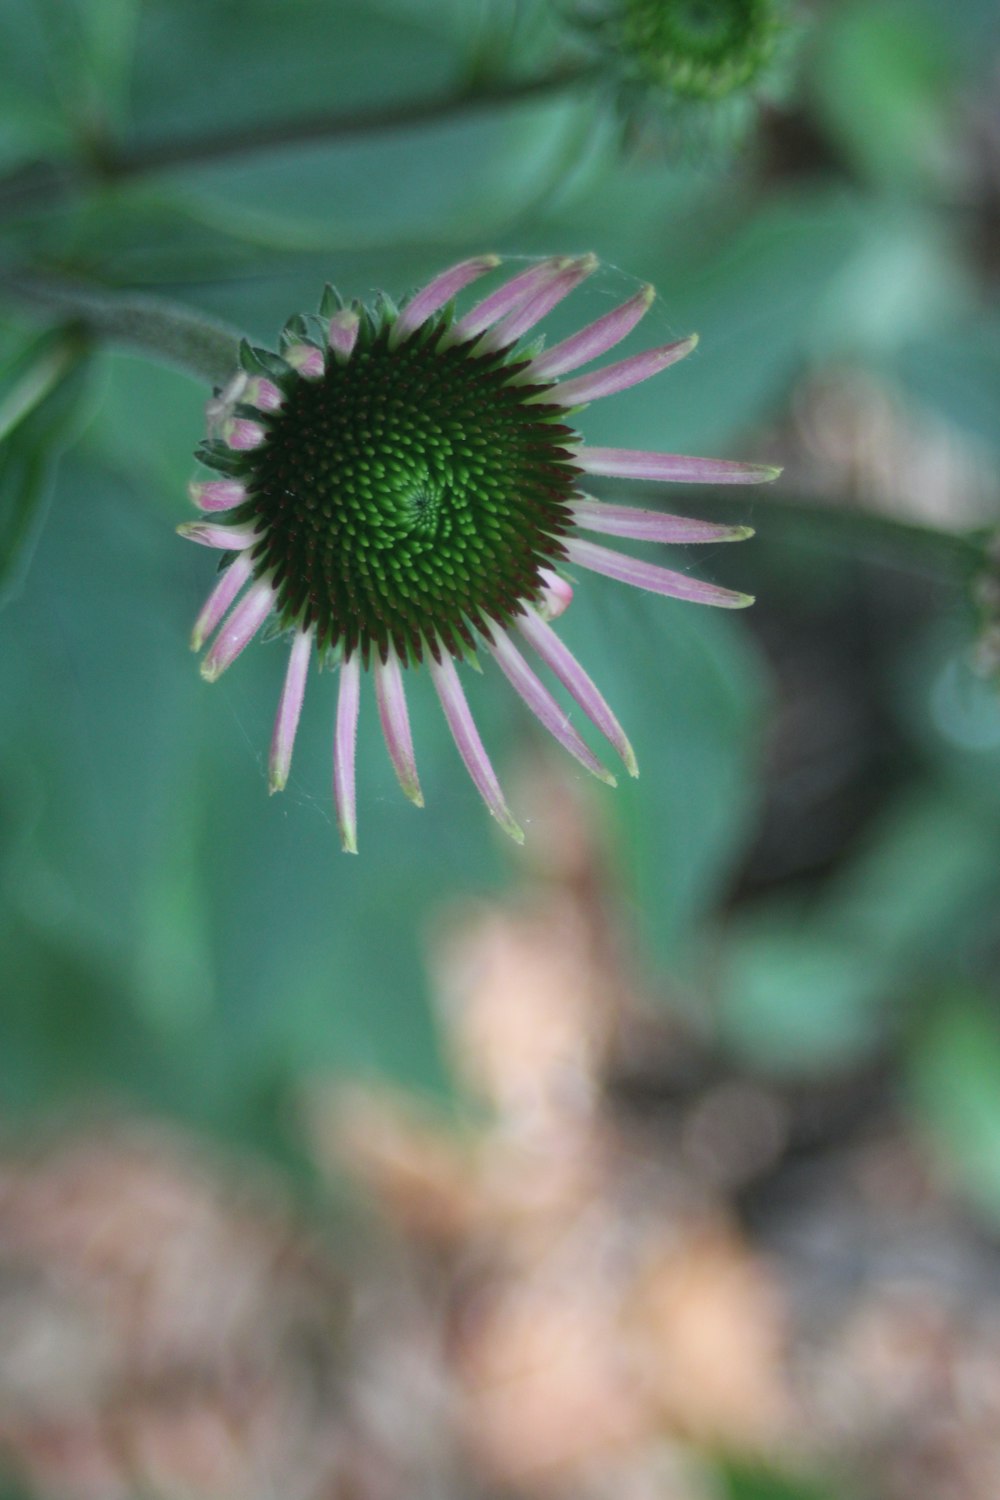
[0,65,599,217]
[2,272,242,386]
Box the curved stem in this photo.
[1,271,242,386]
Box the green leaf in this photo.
[720,1459,842,1500]
[0,327,90,606]
[558,576,767,963]
[908,993,1000,1225]
[719,783,1000,1075]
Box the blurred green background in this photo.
[1,2,1000,1496]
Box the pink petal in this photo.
[190,552,254,651]
[374,646,423,806]
[224,417,266,451]
[268,627,314,794]
[516,609,637,776]
[428,652,524,844]
[389,255,500,349]
[200,578,275,681]
[569,498,753,545]
[487,630,615,785]
[327,309,360,363]
[448,256,576,346]
[542,335,698,408]
[333,654,361,854]
[285,343,325,379]
[176,521,257,550]
[563,536,754,608]
[478,254,598,354]
[187,479,247,513]
[575,448,782,485]
[246,377,283,412]
[527,284,655,380]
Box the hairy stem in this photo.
[2,272,242,386]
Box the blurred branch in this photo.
[1,272,241,386]
[0,64,600,218]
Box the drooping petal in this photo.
[540,335,698,408]
[187,478,247,513]
[177,521,257,550]
[224,417,266,451]
[479,254,598,354]
[334,653,361,854]
[486,629,615,785]
[563,536,754,608]
[516,608,637,777]
[200,578,276,681]
[448,256,576,346]
[374,646,423,806]
[575,447,782,485]
[327,309,360,363]
[526,284,655,380]
[569,498,753,545]
[268,626,314,794]
[389,255,500,350]
[205,372,248,433]
[429,652,524,843]
[190,552,254,651]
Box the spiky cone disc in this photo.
[182,255,778,849]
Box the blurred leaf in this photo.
[909,993,1000,1224]
[721,1460,840,1500]
[720,783,1000,1074]
[719,916,888,1074]
[0,327,91,606]
[891,313,1000,458]
[811,0,959,192]
[128,0,457,141]
[557,574,767,963]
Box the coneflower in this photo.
[180,254,777,850]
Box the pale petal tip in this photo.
[596,767,618,788]
[730,525,755,541]
[199,658,222,684]
[268,767,288,796]
[759,464,782,481]
[339,823,359,855]
[731,591,756,609]
[640,283,656,306]
[500,813,526,845]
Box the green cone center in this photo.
[232,319,581,664]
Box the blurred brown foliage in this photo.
[2,766,1000,1500]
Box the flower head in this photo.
[571,0,785,102]
[181,254,778,851]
